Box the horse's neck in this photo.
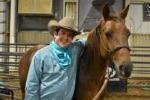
[86,31,107,63]
[84,31,107,74]
[82,31,108,94]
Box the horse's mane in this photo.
[84,30,101,63]
[83,15,121,66]
[83,19,104,64]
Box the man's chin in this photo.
[59,43,70,48]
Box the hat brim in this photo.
[50,25,80,35]
[59,26,80,35]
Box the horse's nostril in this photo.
[119,63,133,77]
[119,65,124,71]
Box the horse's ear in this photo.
[120,5,129,19]
[102,4,110,21]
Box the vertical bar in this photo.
[9,0,16,72]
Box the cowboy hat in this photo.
[48,19,59,34]
[48,17,80,35]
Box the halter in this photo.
[95,26,131,57]
[93,24,131,100]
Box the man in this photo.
[24,17,85,100]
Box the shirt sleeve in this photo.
[24,53,42,100]
[74,39,86,47]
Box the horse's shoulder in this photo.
[21,45,45,60]
[31,44,46,51]
[25,45,45,54]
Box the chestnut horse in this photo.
[19,5,132,100]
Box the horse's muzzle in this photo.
[119,62,133,78]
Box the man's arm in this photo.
[24,54,42,100]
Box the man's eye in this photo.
[60,30,65,33]
[68,34,74,38]
[59,31,65,35]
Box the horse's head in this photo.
[98,4,133,79]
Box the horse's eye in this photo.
[106,31,112,38]
[126,30,131,37]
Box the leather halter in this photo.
[108,46,131,56]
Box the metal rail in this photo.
[0,87,14,100]
[129,46,150,91]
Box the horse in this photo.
[19,4,133,100]
[72,4,132,100]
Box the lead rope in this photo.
[92,69,109,100]
[92,27,109,100]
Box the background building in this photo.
[126,0,150,78]
[0,0,124,44]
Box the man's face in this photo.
[54,28,74,48]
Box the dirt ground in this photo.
[11,87,150,100]
[105,79,150,100]
[105,87,150,100]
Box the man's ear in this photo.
[53,31,58,38]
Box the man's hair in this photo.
[55,28,75,37]
[56,28,60,33]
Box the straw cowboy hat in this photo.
[48,17,80,35]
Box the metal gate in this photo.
[0,43,36,100]
[129,34,150,91]
[130,34,150,79]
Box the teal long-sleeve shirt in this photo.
[24,40,85,100]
